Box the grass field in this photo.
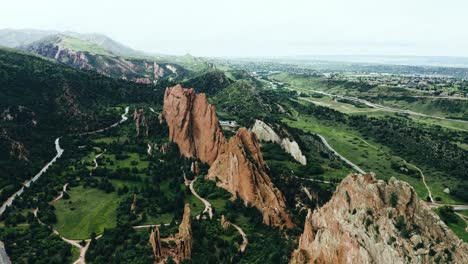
[276,72,468,132]
[54,186,120,239]
[282,113,465,204]
[434,209,468,243]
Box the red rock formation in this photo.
[149,226,163,259]
[175,204,192,261]
[290,173,468,264]
[163,85,293,228]
[149,204,192,263]
[208,128,294,228]
[133,108,151,136]
[163,85,225,165]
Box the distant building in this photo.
[219,120,239,130]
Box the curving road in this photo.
[183,174,249,252]
[78,106,129,136]
[231,223,248,252]
[402,160,434,203]
[89,150,106,176]
[34,201,103,264]
[50,183,69,203]
[315,134,365,174]
[147,143,152,156]
[184,175,213,220]
[302,90,468,125]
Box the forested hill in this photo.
[0,47,165,200]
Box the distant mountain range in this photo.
[0,29,139,56]
[0,29,215,84]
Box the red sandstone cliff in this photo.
[290,173,468,264]
[162,85,292,228]
[163,85,225,165]
[149,204,192,263]
[208,128,294,228]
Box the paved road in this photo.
[78,106,129,136]
[304,90,468,125]
[425,203,468,211]
[412,95,468,101]
[184,175,213,220]
[0,137,64,215]
[315,134,366,174]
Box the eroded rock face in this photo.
[208,128,294,228]
[149,226,163,259]
[133,108,147,136]
[163,85,225,165]
[176,204,192,261]
[250,119,307,165]
[250,119,281,143]
[149,204,192,263]
[163,85,292,228]
[290,173,468,264]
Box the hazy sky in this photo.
[1,0,468,57]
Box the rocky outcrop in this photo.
[163,85,293,228]
[163,85,225,165]
[23,35,181,84]
[208,128,294,228]
[149,204,192,263]
[0,241,11,264]
[133,108,149,136]
[250,119,306,165]
[0,128,30,161]
[176,204,192,261]
[149,226,163,259]
[280,139,307,166]
[221,215,231,230]
[250,119,281,143]
[290,173,468,264]
[133,108,160,137]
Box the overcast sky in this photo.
[1,0,468,57]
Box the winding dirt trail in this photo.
[402,160,434,203]
[147,143,152,156]
[1,106,130,216]
[352,136,436,204]
[231,223,248,252]
[34,207,103,264]
[455,213,468,232]
[89,150,106,176]
[50,183,69,203]
[184,175,213,220]
[183,174,250,252]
